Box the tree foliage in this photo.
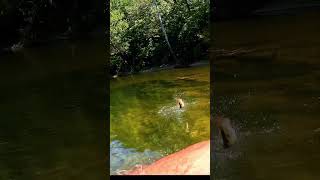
[110,0,209,75]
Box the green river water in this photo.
[110,65,210,174]
[0,38,106,180]
[212,10,320,180]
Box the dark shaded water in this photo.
[0,39,106,179]
[212,11,320,179]
[110,66,210,174]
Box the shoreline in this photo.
[253,1,320,16]
[112,61,209,79]
[0,25,105,57]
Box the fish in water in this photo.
[176,98,185,108]
[216,116,237,148]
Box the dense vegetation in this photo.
[110,0,209,75]
[0,0,104,53]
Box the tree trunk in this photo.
[152,0,178,64]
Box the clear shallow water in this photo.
[110,66,210,175]
[212,11,320,179]
[0,39,106,179]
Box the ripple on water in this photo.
[157,99,198,121]
[157,105,186,121]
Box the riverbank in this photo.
[212,0,320,21]
[253,0,320,16]
[0,25,105,57]
[0,21,106,57]
[111,60,209,79]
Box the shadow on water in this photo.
[212,11,320,180]
[110,66,210,174]
[0,39,106,179]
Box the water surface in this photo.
[0,38,106,180]
[212,10,320,180]
[110,65,210,174]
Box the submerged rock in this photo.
[110,140,162,175]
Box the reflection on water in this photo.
[110,66,210,174]
[0,39,106,179]
[212,11,320,179]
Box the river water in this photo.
[110,65,210,174]
[212,10,320,179]
[0,38,106,180]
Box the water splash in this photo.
[157,104,186,121]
